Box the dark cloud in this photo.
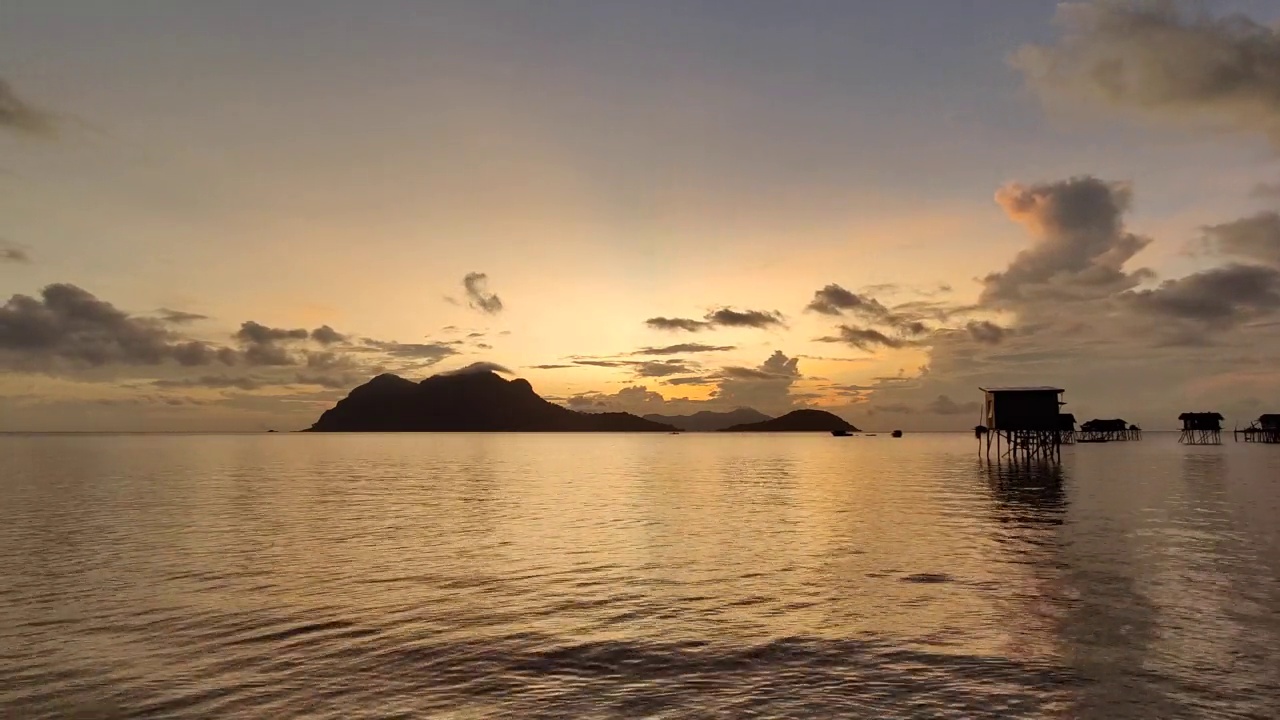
[476,342,493,350]
[310,325,347,345]
[706,308,785,328]
[528,364,575,370]
[172,342,239,367]
[158,308,209,324]
[363,341,460,363]
[926,395,981,416]
[1125,263,1280,327]
[966,320,1010,345]
[635,360,697,378]
[645,317,712,332]
[1203,212,1280,268]
[463,272,503,314]
[982,177,1153,304]
[467,332,485,338]
[1,241,31,264]
[0,77,54,136]
[646,308,784,332]
[632,343,736,355]
[805,284,891,318]
[235,321,309,345]
[716,366,786,381]
[305,351,361,371]
[665,376,714,386]
[1012,1,1280,147]
[0,284,235,369]
[815,326,911,351]
[439,361,513,376]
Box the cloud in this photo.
[706,308,785,328]
[645,308,785,332]
[528,364,575,369]
[462,272,503,314]
[645,317,712,332]
[1253,182,1280,200]
[158,308,209,324]
[664,376,714,386]
[1012,1,1280,147]
[815,326,911,351]
[966,320,1010,345]
[1203,212,1280,268]
[152,375,265,391]
[363,340,461,362]
[560,351,807,417]
[0,284,237,369]
[232,321,309,366]
[1124,263,1280,327]
[982,177,1153,304]
[926,395,981,416]
[632,343,736,355]
[805,284,892,317]
[235,321,309,345]
[635,360,697,377]
[0,77,54,136]
[310,325,347,345]
[439,361,512,376]
[1,241,31,264]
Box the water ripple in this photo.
[1,433,1278,718]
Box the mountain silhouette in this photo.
[309,371,676,432]
[643,408,773,432]
[720,409,859,432]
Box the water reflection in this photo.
[2,434,1279,719]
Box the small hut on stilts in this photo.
[978,387,1066,462]
[1235,415,1280,444]
[1078,418,1142,442]
[1178,412,1223,445]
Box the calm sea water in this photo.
[2,432,1278,719]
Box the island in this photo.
[719,409,859,432]
[643,408,772,432]
[308,370,676,432]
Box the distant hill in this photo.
[308,371,676,432]
[643,408,772,432]
[720,409,859,432]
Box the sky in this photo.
[3,0,1280,431]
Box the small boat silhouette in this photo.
[830,430,853,437]
[891,430,903,438]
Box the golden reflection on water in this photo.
[1,433,1278,718]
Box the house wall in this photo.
[987,391,1062,431]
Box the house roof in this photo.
[979,386,1064,393]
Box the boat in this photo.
[830,430,853,437]
[891,430,903,438]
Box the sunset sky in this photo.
[3,0,1280,431]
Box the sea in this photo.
[1,432,1278,719]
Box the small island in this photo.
[308,370,675,432]
[643,408,772,432]
[720,409,859,432]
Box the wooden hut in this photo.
[1058,413,1077,445]
[1178,412,1223,445]
[979,387,1066,461]
[1235,414,1280,444]
[1078,418,1140,442]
